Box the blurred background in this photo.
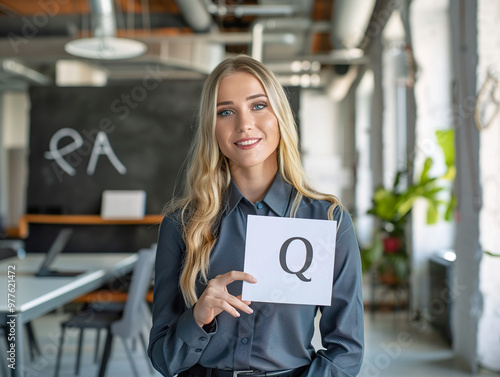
[0,0,499,376]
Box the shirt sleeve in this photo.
[304,209,364,377]
[148,215,218,377]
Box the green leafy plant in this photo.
[484,251,500,257]
[361,129,456,283]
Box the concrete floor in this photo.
[359,312,497,377]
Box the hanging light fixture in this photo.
[64,0,147,60]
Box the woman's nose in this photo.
[236,111,253,132]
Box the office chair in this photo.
[0,247,16,260]
[54,248,156,377]
[71,269,154,364]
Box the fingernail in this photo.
[252,276,258,283]
[235,311,241,317]
[247,307,254,314]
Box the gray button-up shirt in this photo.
[148,174,364,377]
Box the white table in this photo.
[0,253,138,377]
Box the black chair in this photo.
[0,247,18,260]
[54,248,156,377]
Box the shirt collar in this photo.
[224,172,294,217]
[262,173,293,216]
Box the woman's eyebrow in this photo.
[246,93,267,100]
[216,93,267,107]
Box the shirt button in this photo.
[199,337,206,342]
[195,348,202,353]
[257,203,263,209]
[241,338,248,345]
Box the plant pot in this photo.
[378,269,401,285]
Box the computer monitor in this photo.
[36,228,84,277]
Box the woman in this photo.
[148,55,364,377]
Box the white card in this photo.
[242,215,337,306]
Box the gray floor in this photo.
[359,312,497,377]
[7,309,499,377]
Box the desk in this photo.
[0,253,138,377]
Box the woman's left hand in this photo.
[193,270,256,327]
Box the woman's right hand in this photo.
[193,271,257,327]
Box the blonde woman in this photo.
[148,55,364,377]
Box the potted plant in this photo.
[362,129,455,285]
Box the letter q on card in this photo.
[242,215,337,306]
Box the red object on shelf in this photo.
[383,237,401,254]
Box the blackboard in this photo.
[26,82,300,252]
[28,81,203,216]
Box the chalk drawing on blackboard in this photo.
[43,128,83,176]
[44,128,127,178]
[87,131,127,175]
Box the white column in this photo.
[476,0,500,372]
[450,0,482,373]
[409,0,455,315]
[2,91,30,231]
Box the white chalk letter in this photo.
[44,128,83,176]
[87,132,127,175]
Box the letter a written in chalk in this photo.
[87,131,127,175]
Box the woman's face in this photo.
[215,72,280,175]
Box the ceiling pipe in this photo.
[325,0,395,101]
[232,5,296,17]
[174,0,212,33]
[2,60,52,85]
[251,18,311,62]
[330,0,377,49]
[201,0,298,18]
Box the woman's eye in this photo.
[218,109,232,117]
[253,103,266,110]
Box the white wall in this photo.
[476,0,500,371]
[409,0,455,312]
[301,89,343,200]
[355,71,374,248]
[1,91,30,229]
[3,91,29,148]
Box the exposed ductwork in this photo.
[324,0,394,100]
[174,0,213,33]
[0,0,387,92]
[1,60,52,86]
[330,0,377,49]
[202,0,298,17]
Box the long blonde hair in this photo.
[165,55,342,307]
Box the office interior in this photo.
[0,0,499,376]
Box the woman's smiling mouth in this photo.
[234,138,261,149]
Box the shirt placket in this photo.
[233,309,256,369]
[232,200,265,369]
